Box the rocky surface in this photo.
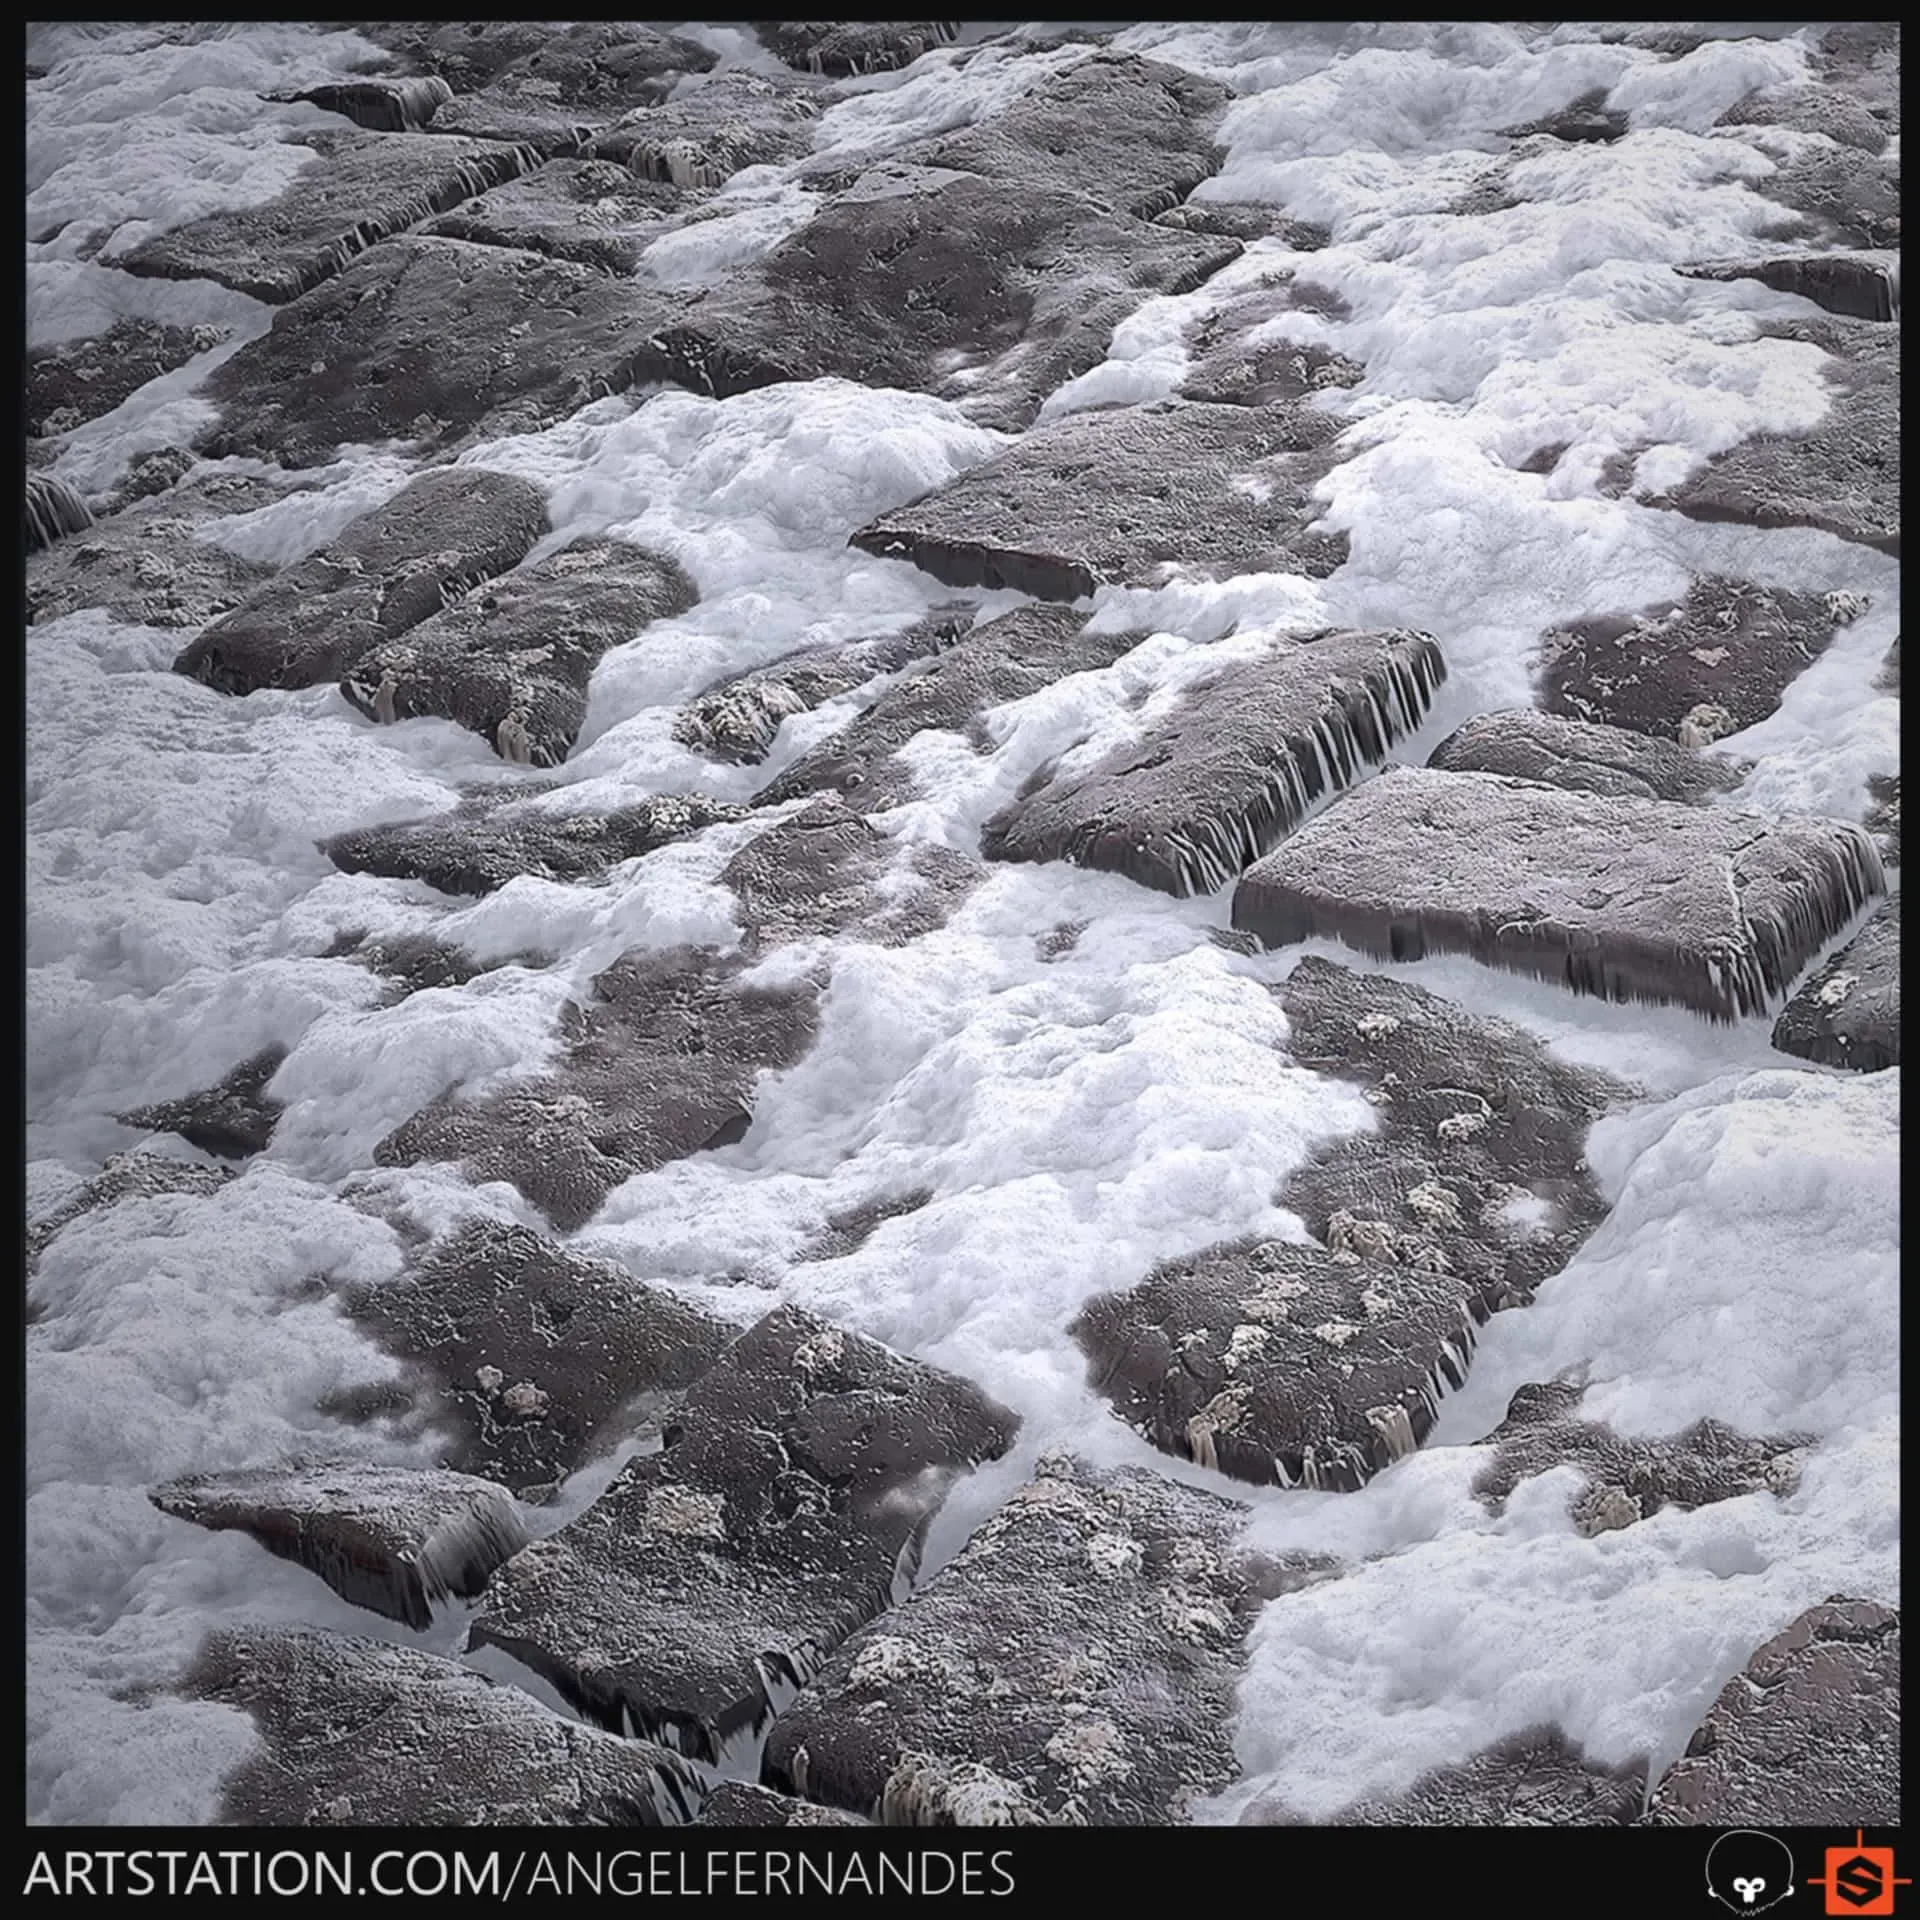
[1769,894,1900,1073]
[469,1305,1019,1761]
[151,1462,529,1628]
[585,71,825,185]
[265,74,454,134]
[762,1456,1271,1824]
[1231,768,1887,1022]
[1177,274,1364,408]
[186,1626,703,1824]
[116,1047,287,1160]
[419,160,693,275]
[26,318,228,440]
[696,1782,867,1827]
[757,22,956,79]
[1500,89,1629,144]
[1642,1598,1901,1826]
[1865,772,1900,866]
[25,1150,231,1280]
[24,474,94,554]
[1680,251,1900,324]
[1427,708,1745,804]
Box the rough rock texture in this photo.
[1865,772,1899,867]
[185,1626,702,1825]
[25,319,228,439]
[200,236,669,468]
[328,929,497,1001]
[850,400,1350,600]
[1538,576,1860,740]
[25,1151,231,1280]
[697,1782,866,1827]
[265,74,453,134]
[757,22,956,78]
[1427,708,1745,804]
[757,606,1145,810]
[585,72,824,185]
[340,1219,737,1498]
[174,468,549,694]
[763,1456,1269,1824]
[150,1462,529,1628]
[1231,768,1887,1022]
[1154,201,1331,248]
[116,128,540,304]
[375,943,824,1232]
[116,1047,287,1161]
[420,160,693,275]
[675,609,972,765]
[469,1305,1019,1762]
[1641,1598,1901,1826]
[796,1188,935,1264]
[24,473,94,553]
[1500,89,1628,144]
[1680,251,1900,323]
[1473,1379,1810,1534]
[324,789,745,898]
[1178,275,1364,408]
[340,537,697,766]
[1769,894,1900,1073]
[981,630,1446,898]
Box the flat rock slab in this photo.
[1473,1379,1808,1536]
[265,75,453,134]
[376,943,823,1232]
[117,1046,287,1161]
[1681,251,1899,324]
[1538,576,1861,740]
[676,609,972,765]
[175,467,549,694]
[201,236,668,469]
[981,629,1446,899]
[26,319,229,440]
[1770,894,1900,1072]
[419,159,693,275]
[850,400,1350,601]
[325,789,745,898]
[585,72,825,186]
[1428,708,1744,804]
[762,1455,1266,1825]
[150,1462,529,1628]
[341,1219,736,1498]
[185,1626,702,1825]
[697,1782,865,1827]
[757,606,1146,811]
[340,536,696,767]
[469,1303,1019,1762]
[1658,317,1899,557]
[26,1151,230,1280]
[1178,276,1364,409]
[758,22,956,78]
[634,168,1238,433]
[116,128,539,305]
[326,928,498,1002]
[1642,1598,1900,1826]
[1231,767,1887,1022]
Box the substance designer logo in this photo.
[1810,1835,1908,1916]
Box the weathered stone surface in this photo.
[797,1188,934,1264]
[850,400,1349,601]
[757,606,1145,811]
[151,1462,528,1628]
[325,789,744,898]
[375,943,823,1232]
[200,236,666,468]
[341,1220,737,1498]
[675,609,971,765]
[26,1151,230,1280]
[982,630,1446,898]
[1878,633,1900,693]
[1473,1379,1809,1534]
[470,1304,1019,1762]
[185,1626,702,1825]
[756,22,956,78]
[1538,577,1861,740]
[1681,252,1899,323]
[266,75,453,134]
[116,1047,287,1161]
[1178,275,1363,408]
[1659,316,1899,557]
[585,72,824,186]
[116,128,539,304]
[24,473,93,553]
[419,159,691,274]
[1428,708,1744,804]
[698,1782,866,1827]
[326,928,496,1001]
[763,1456,1268,1824]
[633,168,1238,433]
[1865,772,1899,867]
[340,537,695,766]
[1641,1598,1900,1826]
[174,467,548,694]
[1153,202,1330,249]
[26,319,228,439]
[1770,894,1900,1073]
[1500,88,1628,144]
[1233,767,1887,1022]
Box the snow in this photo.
[25,22,1899,1826]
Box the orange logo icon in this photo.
[1811,1834,1908,1916]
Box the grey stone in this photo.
[585,71,824,186]
[1865,773,1899,866]
[324,929,495,1001]
[469,1303,1019,1762]
[116,1047,287,1161]
[25,318,228,439]
[1428,708,1745,804]
[26,1151,231,1281]
[265,75,453,133]
[419,159,694,275]
[24,474,93,553]
[1179,275,1364,408]
[797,1188,935,1264]
[756,22,957,79]
[981,629,1446,898]
[1152,202,1330,249]
[697,1782,866,1827]
[1500,88,1628,144]
[1232,767,1887,1021]
[1770,894,1900,1073]
[1680,252,1899,323]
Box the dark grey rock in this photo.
[585,71,824,185]
[1427,708,1745,804]
[174,467,549,694]
[340,537,696,767]
[981,630,1446,898]
[375,943,823,1232]
[1538,576,1858,740]
[419,158,694,275]
[1770,894,1900,1073]
[26,1151,231,1281]
[24,474,93,553]
[340,1219,736,1498]
[1500,88,1628,144]
[150,1462,528,1628]
[762,1456,1269,1824]
[849,400,1349,601]
[756,22,956,78]
[25,319,229,439]
[1231,767,1887,1022]
[1680,252,1899,323]
[797,1188,934,1264]
[185,1626,703,1824]
[697,1782,866,1827]
[265,75,453,133]
[675,609,972,765]
[324,788,745,898]
[1179,275,1364,408]
[1877,633,1900,693]
[469,1303,1019,1762]
[1719,83,1891,154]
[117,128,540,304]
[1152,202,1331,249]
[104,445,198,513]
[1865,772,1899,867]
[326,929,494,1000]
[1641,1598,1900,1826]
[116,1047,287,1161]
